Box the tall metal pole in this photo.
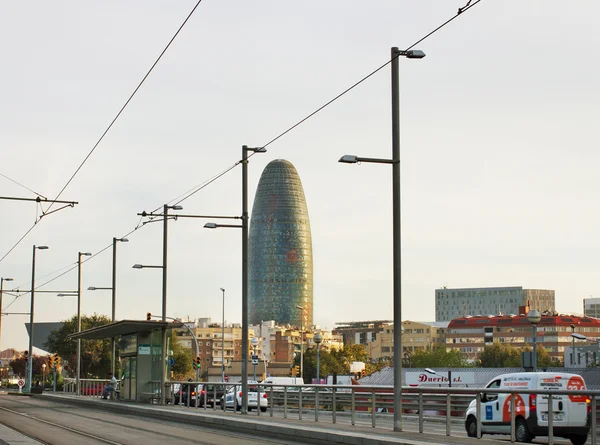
[221,288,225,382]
[316,344,320,382]
[111,238,117,376]
[532,324,538,372]
[300,314,304,380]
[241,145,249,414]
[391,46,403,432]
[160,204,168,405]
[0,277,12,344]
[26,245,37,393]
[76,252,83,395]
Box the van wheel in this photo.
[569,435,588,445]
[515,418,533,443]
[260,407,267,412]
[465,416,477,438]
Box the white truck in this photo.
[465,372,591,445]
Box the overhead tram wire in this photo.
[2,0,484,308]
[44,0,206,213]
[0,0,206,265]
[0,172,47,199]
[171,0,485,207]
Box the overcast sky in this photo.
[2,0,599,352]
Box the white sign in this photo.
[17,379,25,387]
[406,371,475,386]
[138,344,151,355]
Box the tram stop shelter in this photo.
[69,320,183,403]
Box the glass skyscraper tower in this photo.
[249,159,313,328]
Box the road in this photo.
[0,395,307,445]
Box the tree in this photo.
[477,343,521,368]
[10,354,47,382]
[476,343,561,368]
[44,313,112,378]
[411,347,469,368]
[171,331,193,380]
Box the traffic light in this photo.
[146,312,152,321]
[360,369,366,378]
[291,365,300,376]
[55,355,61,368]
[23,351,28,361]
[195,356,202,369]
[48,355,55,369]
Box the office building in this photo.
[249,159,313,327]
[583,297,600,318]
[435,286,555,322]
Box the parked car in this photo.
[221,382,268,412]
[465,372,591,445]
[175,383,226,407]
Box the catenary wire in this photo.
[0,0,206,266]
[172,0,484,205]
[0,172,47,199]
[1,0,484,310]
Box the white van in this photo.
[465,372,591,445]
[261,377,304,391]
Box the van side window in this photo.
[484,379,501,402]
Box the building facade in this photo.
[333,320,391,347]
[435,286,555,322]
[249,159,313,327]
[366,321,448,362]
[446,314,600,362]
[583,297,600,318]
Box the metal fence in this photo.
[64,379,599,444]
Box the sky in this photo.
[1,0,599,352]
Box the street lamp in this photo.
[203,144,266,415]
[42,363,46,388]
[75,251,92,395]
[571,330,587,367]
[296,305,305,380]
[27,245,49,392]
[314,332,323,383]
[220,288,225,382]
[425,367,451,387]
[0,277,14,344]
[88,237,128,375]
[133,202,182,405]
[527,309,541,371]
[338,47,425,432]
[251,337,259,381]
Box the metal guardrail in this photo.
[64,379,599,444]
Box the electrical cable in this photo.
[172,0,484,205]
[1,0,484,311]
[0,172,47,199]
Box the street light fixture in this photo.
[251,337,259,381]
[0,277,14,344]
[202,144,266,415]
[27,245,49,392]
[571,330,587,367]
[296,305,305,380]
[314,332,323,383]
[338,47,425,432]
[527,309,542,371]
[133,204,182,405]
[75,251,92,395]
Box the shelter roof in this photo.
[68,320,183,340]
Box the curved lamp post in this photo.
[220,288,225,382]
[527,309,541,371]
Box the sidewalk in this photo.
[40,393,502,445]
[0,423,44,445]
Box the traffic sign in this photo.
[168,357,175,366]
[17,379,25,387]
[251,358,259,365]
[251,355,258,360]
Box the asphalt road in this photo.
[0,395,308,445]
